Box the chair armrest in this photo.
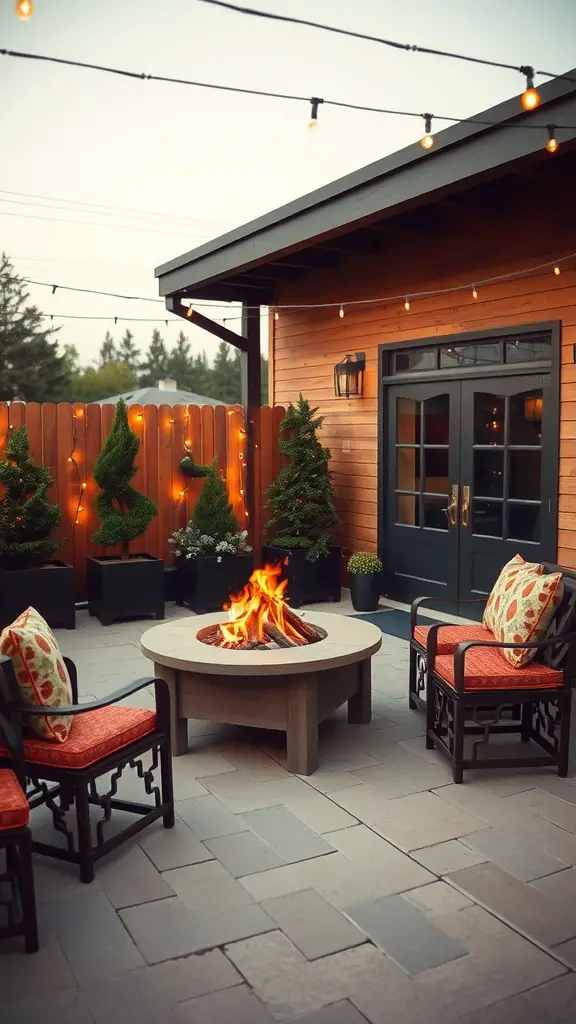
[451,632,576,692]
[6,676,168,717]
[410,596,485,634]
[0,710,26,785]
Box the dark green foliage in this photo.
[138,329,169,387]
[179,455,211,479]
[192,461,238,540]
[265,394,339,560]
[0,427,61,568]
[91,399,157,555]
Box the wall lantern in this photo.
[334,352,366,398]
[524,396,543,422]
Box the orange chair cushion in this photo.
[434,647,563,692]
[413,624,488,654]
[0,705,156,770]
[0,769,29,830]
[0,606,73,743]
[482,555,542,638]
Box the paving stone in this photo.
[0,930,77,1005]
[169,751,236,778]
[176,983,276,1023]
[205,830,285,876]
[350,761,451,797]
[199,771,312,813]
[462,826,569,881]
[285,792,358,833]
[2,989,95,1024]
[502,789,576,832]
[527,972,576,1022]
[412,839,487,874]
[176,794,248,839]
[39,888,140,961]
[328,824,435,887]
[345,893,467,975]
[260,889,366,960]
[458,993,559,1023]
[68,943,145,986]
[552,936,576,968]
[163,860,258,909]
[241,805,335,862]
[531,865,576,899]
[302,770,364,794]
[448,862,576,947]
[403,881,474,918]
[371,791,486,851]
[289,1000,370,1023]
[96,842,175,908]
[139,819,214,871]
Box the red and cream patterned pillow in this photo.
[489,569,564,668]
[0,607,73,742]
[483,554,542,637]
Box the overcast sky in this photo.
[1,0,575,368]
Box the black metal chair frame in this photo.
[0,711,39,953]
[408,597,486,711]
[425,627,576,784]
[0,654,175,884]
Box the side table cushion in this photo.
[0,769,29,830]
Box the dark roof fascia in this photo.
[155,71,576,299]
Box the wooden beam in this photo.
[165,296,248,352]
[241,303,262,563]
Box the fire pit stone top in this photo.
[141,611,382,676]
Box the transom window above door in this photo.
[388,331,552,377]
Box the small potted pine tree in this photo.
[170,460,252,613]
[0,426,75,628]
[347,552,383,612]
[87,399,162,625]
[263,395,341,607]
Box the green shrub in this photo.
[0,426,61,568]
[347,551,382,575]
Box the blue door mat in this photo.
[352,607,440,641]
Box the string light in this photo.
[520,66,540,110]
[472,285,478,299]
[420,113,434,150]
[274,308,279,321]
[554,263,561,276]
[15,0,34,19]
[339,303,345,319]
[546,125,559,153]
[404,297,411,311]
[308,97,323,128]
[186,307,193,318]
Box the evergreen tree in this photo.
[99,331,117,366]
[211,342,241,404]
[139,329,169,386]
[265,394,339,560]
[91,399,157,557]
[0,426,61,568]
[117,329,140,373]
[0,253,70,401]
[68,362,136,402]
[190,350,212,396]
[167,331,192,388]
[192,460,238,541]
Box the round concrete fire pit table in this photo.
[141,611,382,775]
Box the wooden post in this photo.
[242,303,262,563]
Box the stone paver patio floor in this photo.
[2,599,576,1022]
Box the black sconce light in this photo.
[334,352,366,398]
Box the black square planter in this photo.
[87,554,165,626]
[176,553,253,614]
[262,545,341,608]
[0,561,75,630]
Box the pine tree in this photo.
[211,342,241,404]
[99,331,117,366]
[117,329,140,373]
[0,426,61,568]
[167,331,192,388]
[139,329,169,386]
[192,461,238,541]
[0,253,70,402]
[265,394,339,560]
[91,399,157,557]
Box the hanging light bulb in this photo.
[420,114,434,151]
[274,308,279,321]
[186,306,193,318]
[546,125,559,153]
[554,262,561,276]
[404,297,411,312]
[339,303,345,319]
[520,67,540,110]
[308,96,324,129]
[15,0,34,19]
[472,285,478,300]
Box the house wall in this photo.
[271,183,576,566]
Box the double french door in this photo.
[386,374,556,614]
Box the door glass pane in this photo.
[474,394,505,445]
[423,449,449,492]
[423,395,450,445]
[505,337,552,363]
[396,494,419,526]
[440,343,500,368]
[509,450,541,500]
[472,500,503,537]
[474,450,504,497]
[395,349,437,374]
[397,447,420,491]
[423,495,449,530]
[508,503,540,542]
[509,391,543,446]
[397,398,420,443]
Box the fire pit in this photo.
[141,566,382,774]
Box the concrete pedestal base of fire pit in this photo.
[140,611,382,775]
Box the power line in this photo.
[0,208,204,237]
[0,189,226,228]
[196,0,576,86]
[28,277,241,309]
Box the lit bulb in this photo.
[78,506,84,513]
[186,307,193,318]
[420,113,434,151]
[137,414,143,421]
[15,0,34,19]
[472,286,478,300]
[546,125,559,153]
[67,457,73,463]
[75,408,84,417]
[339,304,345,319]
[554,264,561,276]
[179,490,185,497]
[75,518,79,525]
[521,87,540,110]
[404,297,410,312]
[274,309,279,321]
[82,482,87,488]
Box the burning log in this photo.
[263,622,302,648]
[283,607,324,643]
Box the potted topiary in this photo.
[347,552,383,612]
[263,394,341,608]
[87,398,162,625]
[0,426,75,629]
[170,460,252,613]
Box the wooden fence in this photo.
[0,403,286,599]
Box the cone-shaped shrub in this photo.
[0,426,61,568]
[192,460,238,540]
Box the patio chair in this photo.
[0,654,174,884]
[0,712,39,953]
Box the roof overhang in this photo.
[155,71,576,305]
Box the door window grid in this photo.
[395,396,450,531]
[389,332,552,377]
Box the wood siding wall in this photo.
[271,185,576,567]
[0,403,285,598]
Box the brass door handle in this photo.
[442,484,459,526]
[461,485,470,528]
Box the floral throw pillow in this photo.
[483,554,543,636]
[493,571,564,667]
[0,606,73,742]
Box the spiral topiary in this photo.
[347,551,383,575]
[91,398,157,557]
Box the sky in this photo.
[1,0,576,370]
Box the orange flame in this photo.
[220,563,302,645]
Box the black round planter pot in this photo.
[349,572,381,612]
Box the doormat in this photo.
[352,607,440,642]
